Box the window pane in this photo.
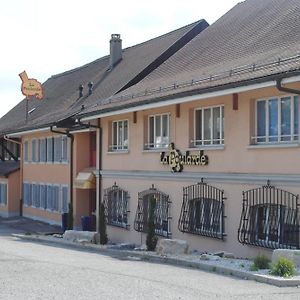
[118,121,123,148]
[162,115,169,147]
[195,110,202,145]
[213,107,221,144]
[155,115,161,147]
[47,138,53,162]
[257,101,266,142]
[268,99,278,142]
[24,141,28,162]
[149,117,154,147]
[281,97,291,141]
[112,122,117,148]
[222,106,224,142]
[294,96,299,140]
[123,121,128,149]
[203,108,211,145]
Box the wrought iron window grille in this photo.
[178,180,226,240]
[134,185,171,237]
[103,183,130,229]
[238,182,300,249]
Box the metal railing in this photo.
[134,186,171,237]
[103,183,130,229]
[178,180,226,240]
[238,182,300,249]
[91,53,300,108]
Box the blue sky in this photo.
[0,0,241,118]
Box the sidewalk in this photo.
[11,231,300,288]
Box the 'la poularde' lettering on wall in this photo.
[160,143,208,172]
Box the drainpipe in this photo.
[76,119,102,233]
[50,126,74,207]
[276,78,300,95]
[3,136,23,216]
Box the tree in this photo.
[67,202,74,230]
[146,195,158,251]
[99,202,108,245]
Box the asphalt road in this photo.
[0,220,300,299]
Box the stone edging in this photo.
[12,234,300,288]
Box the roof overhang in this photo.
[82,74,300,121]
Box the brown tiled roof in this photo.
[0,19,208,135]
[80,0,300,117]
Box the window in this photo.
[0,183,7,205]
[53,136,68,163]
[39,138,47,163]
[47,137,54,162]
[24,140,29,162]
[238,184,300,249]
[61,186,69,213]
[193,105,224,146]
[111,120,128,151]
[254,95,299,144]
[134,187,170,237]
[32,183,40,208]
[23,182,68,213]
[178,181,225,239]
[23,183,32,206]
[147,113,170,149]
[31,139,39,162]
[103,184,129,228]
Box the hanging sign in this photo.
[19,71,44,100]
[160,143,208,172]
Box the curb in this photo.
[12,234,300,287]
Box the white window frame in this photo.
[147,113,170,149]
[253,95,299,144]
[192,105,224,147]
[110,119,129,151]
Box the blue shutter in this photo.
[62,186,68,213]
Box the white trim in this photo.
[99,169,300,186]
[7,127,50,138]
[82,76,300,122]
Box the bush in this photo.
[99,202,108,245]
[146,196,158,251]
[67,202,74,230]
[270,257,296,278]
[250,254,270,271]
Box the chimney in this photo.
[110,34,122,69]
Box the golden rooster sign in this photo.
[19,71,44,100]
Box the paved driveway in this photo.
[0,219,300,300]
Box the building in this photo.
[76,0,300,257]
[1,0,300,258]
[0,20,208,229]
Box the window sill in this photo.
[247,143,299,149]
[188,145,225,151]
[143,148,168,153]
[107,150,129,154]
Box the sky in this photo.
[0,0,241,118]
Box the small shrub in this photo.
[67,202,74,230]
[250,254,270,270]
[146,196,158,251]
[270,257,296,278]
[99,202,108,245]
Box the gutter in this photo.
[276,77,300,95]
[50,126,74,208]
[82,73,300,122]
